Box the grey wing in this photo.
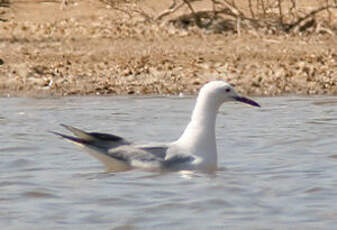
[161,155,196,170]
[106,145,163,169]
[53,124,173,170]
[137,145,169,159]
[106,146,195,170]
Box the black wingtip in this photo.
[50,130,87,145]
[49,130,64,138]
[60,123,72,130]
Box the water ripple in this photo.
[0,96,336,229]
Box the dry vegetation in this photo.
[0,0,336,96]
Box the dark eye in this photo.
[225,88,231,92]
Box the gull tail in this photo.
[52,124,132,171]
[52,124,130,150]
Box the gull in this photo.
[52,81,260,172]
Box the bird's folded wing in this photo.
[107,145,163,168]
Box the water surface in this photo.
[1,96,337,229]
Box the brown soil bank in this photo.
[0,0,336,96]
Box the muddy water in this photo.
[1,96,337,229]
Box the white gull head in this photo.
[171,81,260,171]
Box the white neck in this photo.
[175,90,221,166]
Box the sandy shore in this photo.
[0,0,336,96]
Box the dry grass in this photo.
[0,0,336,96]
